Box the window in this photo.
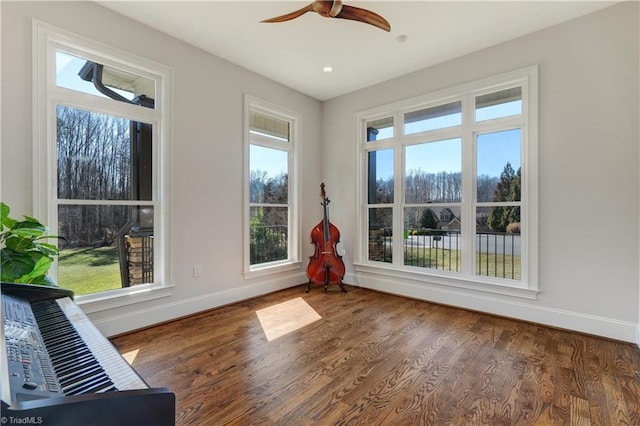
[404,101,462,134]
[244,96,300,275]
[34,22,171,300]
[356,67,538,296]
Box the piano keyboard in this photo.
[31,297,148,394]
[2,282,175,426]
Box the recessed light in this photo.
[322,66,333,73]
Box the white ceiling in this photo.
[97,1,617,101]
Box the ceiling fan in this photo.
[261,1,391,32]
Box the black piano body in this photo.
[1,282,175,426]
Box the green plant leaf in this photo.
[26,250,47,262]
[34,242,59,257]
[22,215,45,226]
[5,235,36,252]
[1,248,36,281]
[33,255,52,273]
[1,202,9,225]
[1,202,17,229]
[23,275,47,284]
[12,221,47,238]
[19,257,52,283]
[1,202,58,287]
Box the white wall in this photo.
[1,2,323,336]
[323,1,640,343]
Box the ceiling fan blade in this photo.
[260,4,314,23]
[336,4,391,32]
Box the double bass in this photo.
[306,183,347,292]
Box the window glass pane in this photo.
[250,206,288,265]
[56,50,155,107]
[475,87,521,121]
[404,207,460,271]
[57,105,153,201]
[250,111,290,142]
[404,206,461,230]
[476,206,521,280]
[246,102,296,271]
[368,208,392,263]
[404,101,461,134]
[367,149,394,204]
[476,129,521,202]
[249,145,288,204]
[366,117,393,141]
[58,204,154,295]
[405,138,462,203]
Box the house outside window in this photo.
[244,96,300,276]
[356,67,538,297]
[34,22,171,299]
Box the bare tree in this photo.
[56,106,132,247]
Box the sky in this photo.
[57,49,522,183]
[57,51,135,100]
[250,144,287,178]
[372,101,522,180]
[372,128,521,181]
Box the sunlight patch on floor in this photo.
[256,297,321,341]
[121,348,139,365]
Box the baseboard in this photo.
[92,270,639,344]
[345,272,639,344]
[91,273,307,337]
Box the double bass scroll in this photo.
[306,183,347,292]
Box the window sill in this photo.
[244,261,303,280]
[353,262,539,300]
[75,284,175,314]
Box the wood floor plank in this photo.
[111,285,640,425]
[570,395,592,426]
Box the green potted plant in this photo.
[1,201,61,286]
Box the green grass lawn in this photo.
[476,253,521,280]
[404,247,461,271]
[403,247,521,280]
[58,246,122,296]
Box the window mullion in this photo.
[53,92,160,124]
[394,111,404,267]
[461,95,476,277]
[393,142,404,267]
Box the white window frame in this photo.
[354,66,538,299]
[33,21,173,310]
[243,95,301,277]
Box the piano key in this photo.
[59,364,105,388]
[63,372,113,395]
[32,298,148,392]
[56,355,100,379]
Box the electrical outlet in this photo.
[193,264,202,278]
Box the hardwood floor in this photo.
[111,285,640,425]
